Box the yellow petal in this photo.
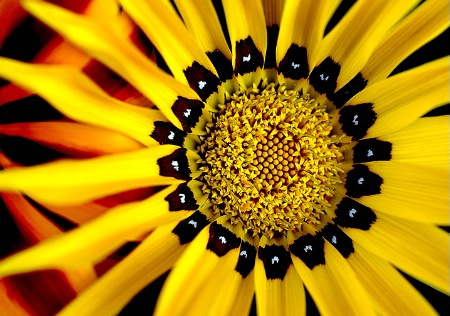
[343,213,449,294]
[0,185,192,276]
[358,162,449,225]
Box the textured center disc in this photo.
[199,83,345,238]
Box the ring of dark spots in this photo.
[278,44,309,80]
[334,197,377,230]
[184,61,221,101]
[206,49,233,82]
[308,57,340,94]
[171,97,204,132]
[264,25,279,69]
[157,148,191,180]
[289,234,325,269]
[172,211,209,244]
[165,182,198,211]
[235,241,257,278]
[258,244,292,280]
[206,222,240,257]
[151,121,187,147]
[234,36,264,75]
[353,138,392,163]
[328,72,368,108]
[338,103,377,140]
[345,164,383,198]
[321,224,354,258]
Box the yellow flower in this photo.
[0,0,449,315]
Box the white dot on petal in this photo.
[198,81,207,89]
[304,245,313,252]
[218,236,227,244]
[243,54,251,62]
[367,149,373,157]
[271,256,279,264]
[349,208,357,218]
[188,220,197,228]
[357,177,364,185]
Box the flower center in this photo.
[198,83,345,238]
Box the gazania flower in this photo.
[0,0,449,315]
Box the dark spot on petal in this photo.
[258,244,292,280]
[206,49,233,81]
[0,95,63,124]
[353,138,392,163]
[171,97,204,132]
[235,241,257,278]
[289,234,325,269]
[184,61,221,101]
[338,103,377,140]
[264,25,279,69]
[234,36,264,75]
[334,197,377,231]
[157,148,191,180]
[309,57,340,94]
[207,222,240,257]
[172,211,209,244]
[345,164,383,198]
[165,182,198,211]
[329,72,367,108]
[151,121,187,146]
[321,224,354,258]
[278,44,309,80]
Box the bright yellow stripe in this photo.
[58,223,187,316]
[0,185,190,277]
[0,58,164,146]
[277,0,339,68]
[227,272,255,316]
[363,0,450,83]
[353,57,449,138]
[21,0,205,132]
[344,213,449,294]
[0,146,184,205]
[357,162,449,225]
[317,0,419,89]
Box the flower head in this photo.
[0,0,449,315]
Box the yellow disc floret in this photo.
[199,83,344,238]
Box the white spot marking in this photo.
[304,245,313,252]
[349,208,357,218]
[357,177,364,185]
[240,250,247,258]
[171,160,179,171]
[352,114,359,125]
[219,236,227,244]
[367,149,374,157]
[291,62,300,69]
[271,256,279,264]
[319,73,329,81]
[183,108,191,118]
[332,236,337,244]
[243,54,251,62]
[188,220,197,228]
[178,193,186,204]
[168,131,175,140]
[198,80,207,89]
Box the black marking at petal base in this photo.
[278,44,309,80]
[353,138,392,163]
[334,197,377,231]
[165,182,198,211]
[171,97,204,132]
[235,241,257,278]
[338,103,377,141]
[207,222,240,257]
[151,121,187,147]
[258,245,292,280]
[329,73,368,108]
[309,57,340,94]
[264,25,279,69]
[289,234,325,270]
[157,148,191,181]
[172,211,209,244]
[206,49,233,81]
[184,61,221,101]
[321,224,354,258]
[345,164,383,198]
[234,36,264,75]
